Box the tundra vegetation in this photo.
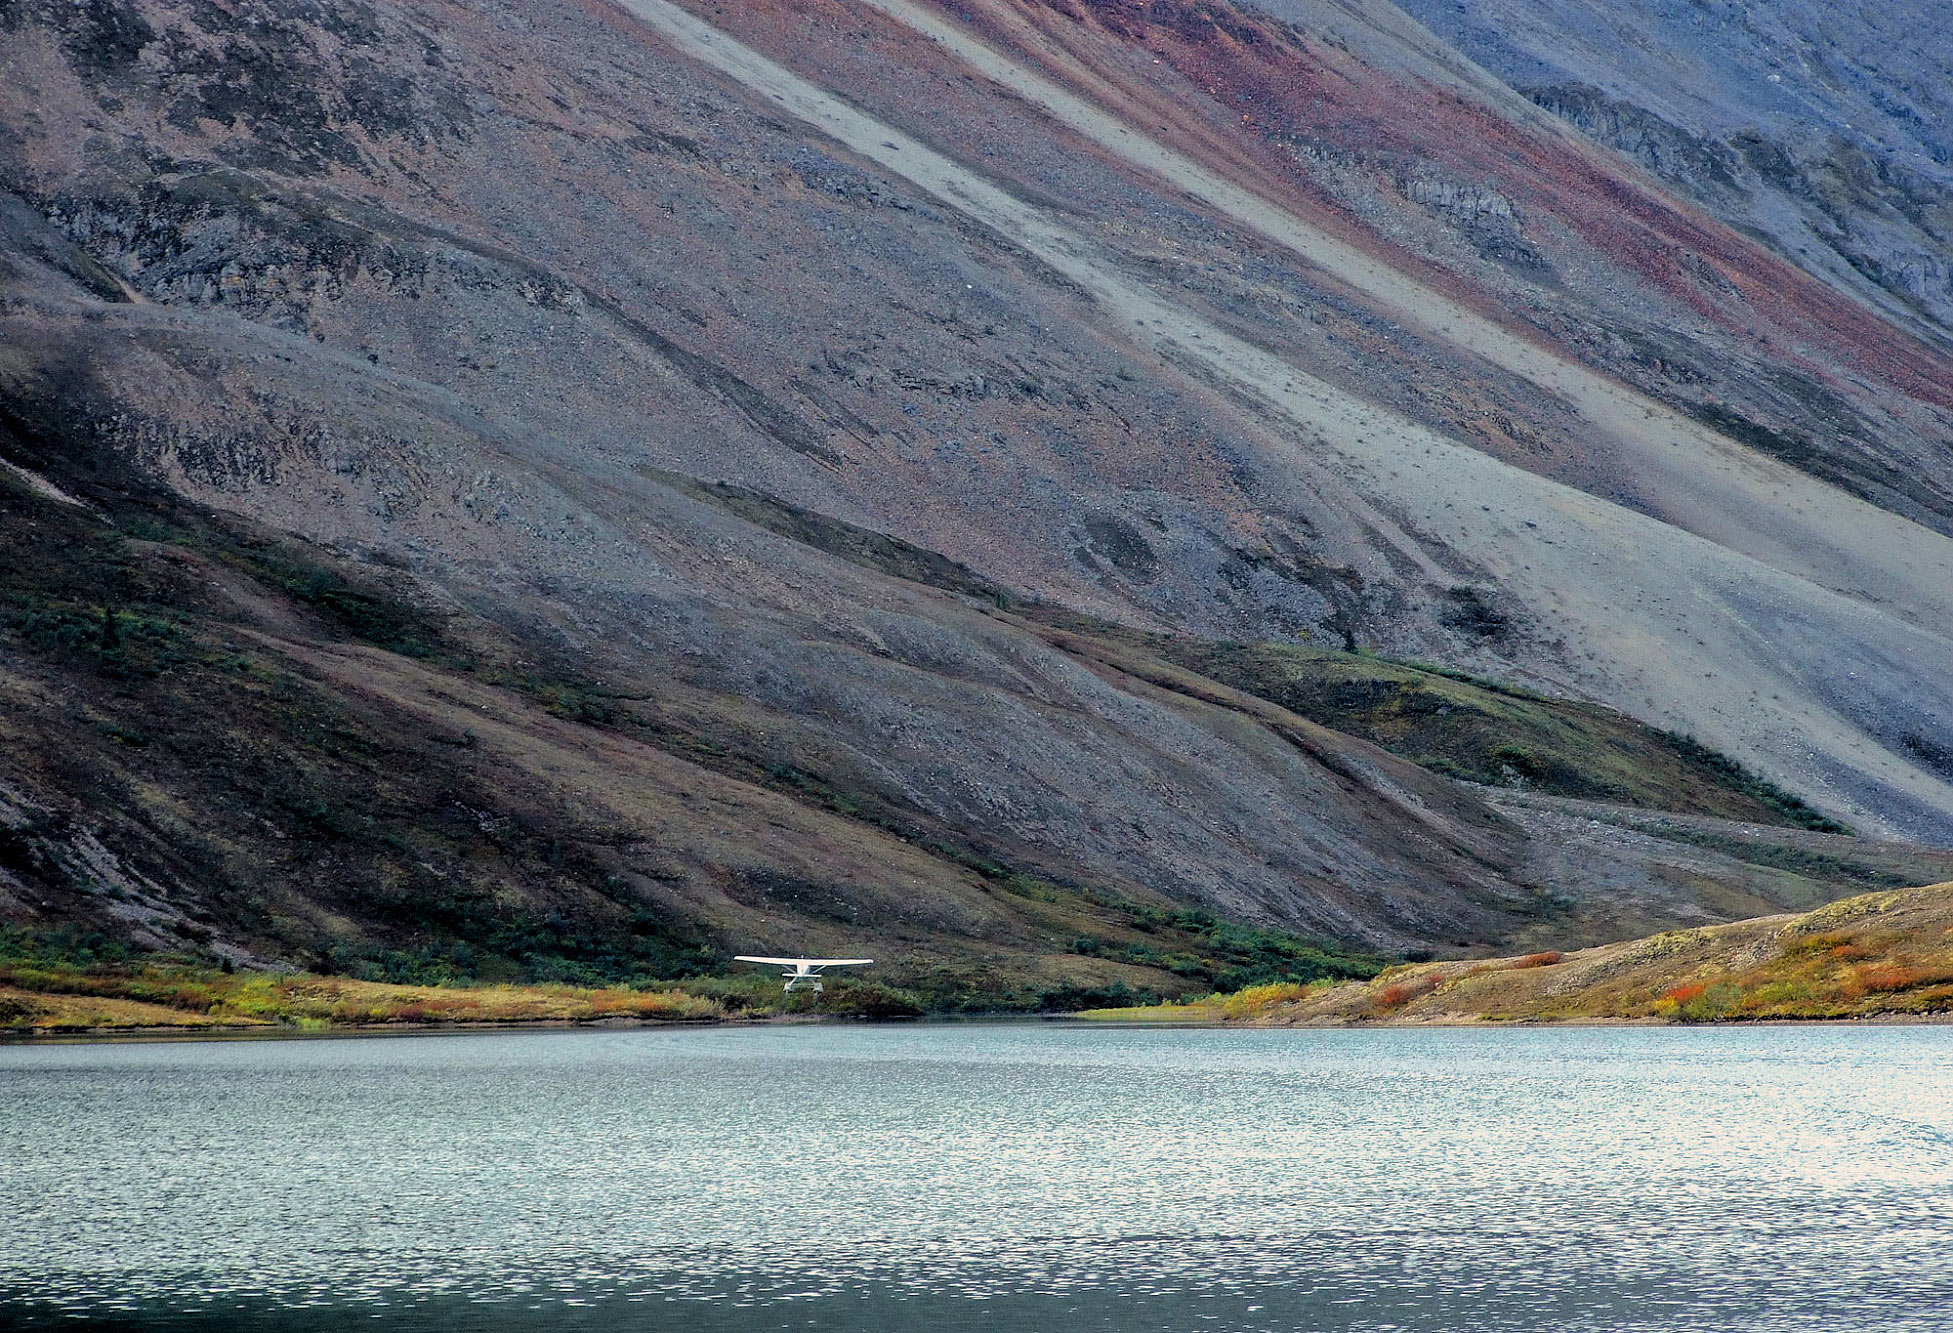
[1083,884,1953,1025]
[0,914,1378,1031]
[0,926,936,1028]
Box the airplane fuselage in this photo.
[734,956,874,994]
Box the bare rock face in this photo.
[2,0,1952,981]
[1383,0,1953,348]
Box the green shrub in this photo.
[1660,732,1851,834]
[821,981,926,1019]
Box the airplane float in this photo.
[734,955,874,994]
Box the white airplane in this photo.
[735,955,873,994]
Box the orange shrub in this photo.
[1855,965,1953,993]
[1661,983,1707,1005]
[1375,973,1443,1009]
[1508,952,1562,969]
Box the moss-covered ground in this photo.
[1107,634,1847,832]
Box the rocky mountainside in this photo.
[1381,0,1953,349]
[3,0,1951,992]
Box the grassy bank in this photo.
[0,958,945,1034]
[1082,882,1953,1025]
[0,967,720,1033]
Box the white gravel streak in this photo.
[610,0,1953,839]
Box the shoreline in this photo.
[10,884,1949,1040]
[0,1015,769,1045]
[1074,1012,1953,1029]
[9,1009,1953,1045]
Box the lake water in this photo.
[2,1023,1949,1331]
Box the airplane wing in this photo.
[734,956,874,966]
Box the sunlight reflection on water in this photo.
[3,1023,1949,1330]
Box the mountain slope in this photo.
[7,0,1949,839]
[10,402,1953,989]
[1381,0,1953,349]
[2,0,1951,980]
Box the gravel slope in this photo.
[623,0,1953,838]
[1378,0,1953,345]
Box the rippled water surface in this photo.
[3,1023,1949,1331]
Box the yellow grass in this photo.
[0,986,256,1031]
[0,967,725,1033]
[1083,883,1953,1025]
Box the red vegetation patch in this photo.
[1375,972,1444,1008]
[1509,951,1562,969]
[1857,965,1953,994]
[1660,983,1707,1005]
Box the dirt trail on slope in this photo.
[610,0,1953,839]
